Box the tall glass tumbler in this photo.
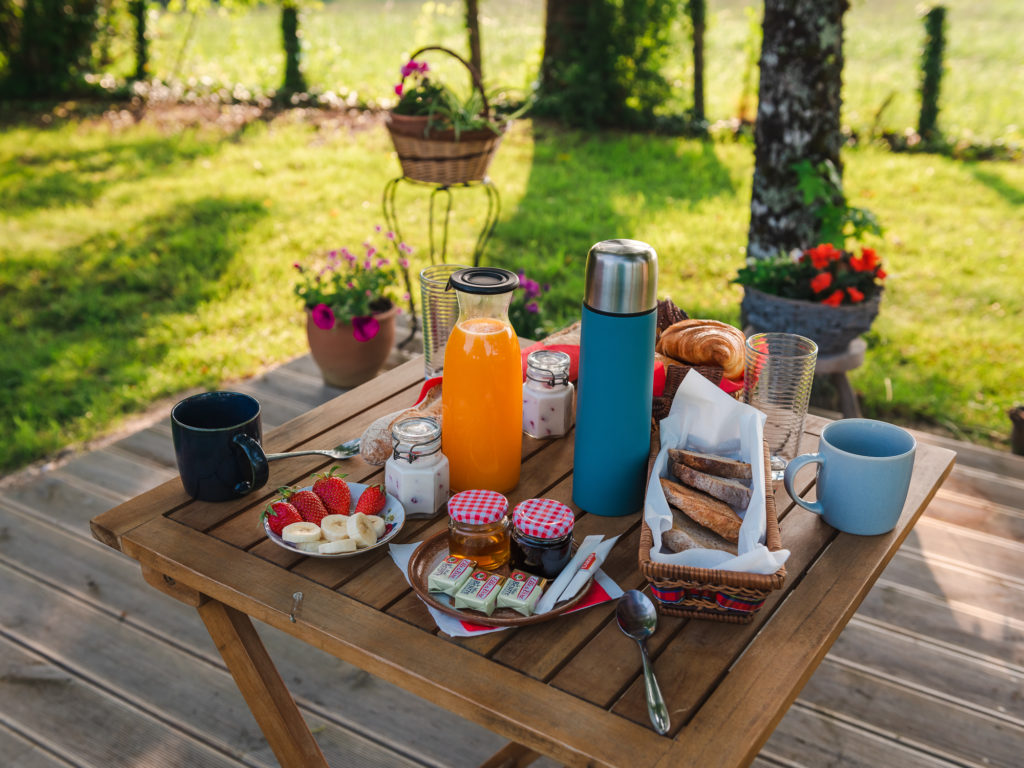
[744,332,818,480]
[419,264,468,378]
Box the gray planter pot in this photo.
[741,286,882,356]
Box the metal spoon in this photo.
[266,438,360,462]
[616,589,670,735]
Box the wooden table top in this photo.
[91,357,956,768]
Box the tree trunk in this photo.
[747,0,848,261]
[131,0,147,81]
[281,1,307,96]
[539,0,588,94]
[465,0,482,83]
[689,0,706,124]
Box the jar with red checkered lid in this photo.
[510,498,575,578]
[447,489,511,571]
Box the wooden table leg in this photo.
[198,599,328,768]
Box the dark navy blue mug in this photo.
[171,391,269,502]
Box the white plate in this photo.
[263,482,405,558]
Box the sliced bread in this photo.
[671,463,752,509]
[660,477,742,543]
[668,448,752,479]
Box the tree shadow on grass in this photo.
[968,167,1024,207]
[0,196,267,471]
[0,133,221,215]
[487,124,735,322]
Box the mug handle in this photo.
[231,433,269,496]
[783,453,825,516]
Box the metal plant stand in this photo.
[382,176,501,347]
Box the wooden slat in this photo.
[0,722,72,768]
[798,658,1023,767]
[121,518,672,768]
[856,578,1024,665]
[827,617,1024,719]
[58,446,177,499]
[925,487,1024,542]
[197,600,329,768]
[651,442,955,768]
[939,463,1024,512]
[0,635,244,768]
[762,701,968,768]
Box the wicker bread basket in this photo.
[386,46,505,185]
[639,438,786,624]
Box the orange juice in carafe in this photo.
[442,269,522,493]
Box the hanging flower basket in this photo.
[741,286,882,356]
[386,46,505,185]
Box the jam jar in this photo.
[510,498,575,579]
[447,489,511,571]
[522,349,574,439]
[385,417,449,518]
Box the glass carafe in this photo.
[442,268,522,493]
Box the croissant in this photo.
[655,319,746,379]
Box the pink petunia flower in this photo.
[394,84,404,97]
[352,315,380,342]
[311,303,336,330]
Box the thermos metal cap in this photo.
[583,239,658,315]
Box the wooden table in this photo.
[90,357,955,768]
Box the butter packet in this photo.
[496,570,546,617]
[453,570,505,616]
[428,555,477,596]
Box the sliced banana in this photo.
[346,512,378,548]
[320,515,351,541]
[368,515,386,538]
[296,540,323,553]
[319,539,357,555]
[281,521,323,543]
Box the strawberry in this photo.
[261,499,302,537]
[354,483,387,516]
[312,466,351,515]
[281,487,330,526]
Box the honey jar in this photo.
[510,498,575,579]
[447,489,511,571]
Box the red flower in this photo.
[806,243,839,270]
[875,268,887,280]
[810,272,833,293]
[822,290,844,307]
[847,287,865,303]
[850,247,880,273]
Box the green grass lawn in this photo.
[1,0,1022,473]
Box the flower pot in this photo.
[305,305,399,388]
[741,286,882,356]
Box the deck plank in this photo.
[0,723,74,768]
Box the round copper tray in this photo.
[407,531,593,627]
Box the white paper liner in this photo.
[645,371,790,574]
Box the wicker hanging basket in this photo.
[386,46,505,185]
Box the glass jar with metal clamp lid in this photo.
[384,417,449,518]
[522,349,574,439]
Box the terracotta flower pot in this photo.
[305,305,399,388]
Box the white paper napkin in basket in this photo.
[645,371,790,574]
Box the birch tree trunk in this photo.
[747,0,848,261]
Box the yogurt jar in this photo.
[522,350,574,439]
[384,417,449,518]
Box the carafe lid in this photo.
[583,239,658,315]
[447,267,519,294]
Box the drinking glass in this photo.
[419,264,468,378]
[743,332,818,480]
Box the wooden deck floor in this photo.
[2,353,1022,768]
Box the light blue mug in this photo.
[783,419,917,536]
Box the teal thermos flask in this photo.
[572,239,658,516]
